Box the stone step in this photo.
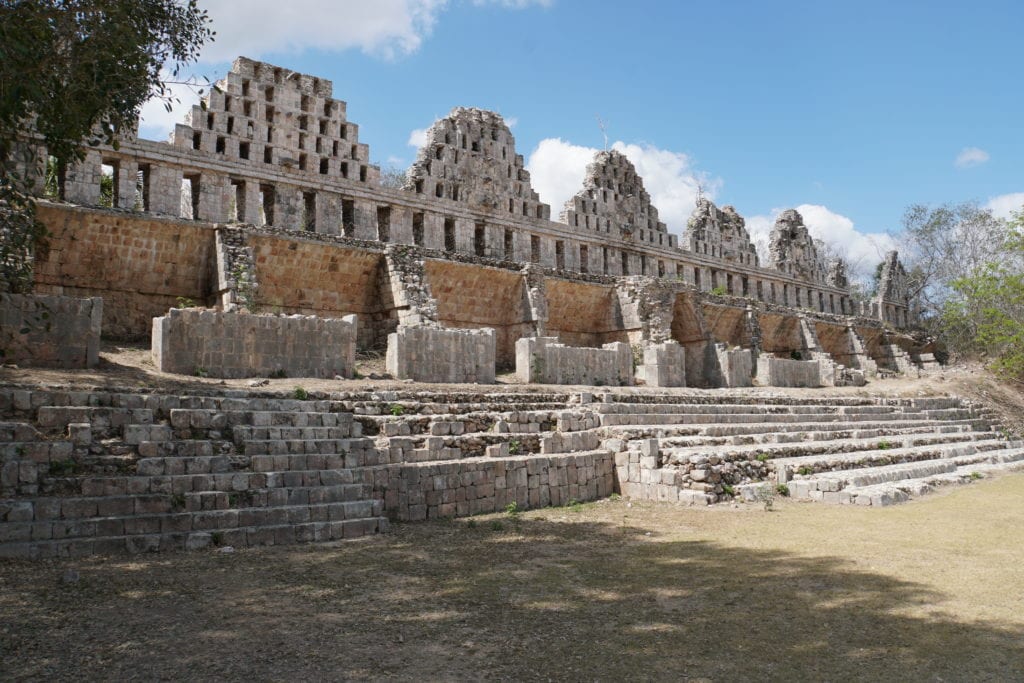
[2,481,371,524]
[347,401,570,416]
[0,506,388,559]
[600,408,978,427]
[606,418,988,440]
[0,422,41,442]
[598,394,967,409]
[838,457,1024,506]
[36,406,154,432]
[231,425,360,443]
[775,438,1017,479]
[655,423,976,448]
[661,431,992,466]
[168,408,357,431]
[788,445,1024,499]
[595,403,922,416]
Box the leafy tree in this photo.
[943,209,1024,378]
[0,0,213,292]
[897,202,1012,334]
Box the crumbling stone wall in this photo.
[769,209,828,284]
[152,308,356,379]
[560,150,676,275]
[544,279,624,348]
[639,340,686,387]
[874,250,911,327]
[404,108,548,220]
[386,326,496,384]
[684,198,759,267]
[0,294,101,368]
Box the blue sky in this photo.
[141,0,1023,275]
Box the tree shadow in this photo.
[2,517,1022,680]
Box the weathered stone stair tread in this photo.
[839,458,1024,506]
[775,438,1014,474]
[791,444,1024,492]
[596,403,924,416]
[601,408,977,427]
[607,418,988,440]
[0,514,389,559]
[654,424,976,448]
[602,394,965,408]
[663,431,990,462]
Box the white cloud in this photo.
[407,127,430,148]
[955,146,990,169]
[525,138,720,233]
[196,0,549,63]
[985,192,1024,220]
[746,205,896,282]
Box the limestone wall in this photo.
[639,341,686,387]
[381,451,615,521]
[33,203,216,339]
[755,356,821,388]
[716,346,753,388]
[0,294,102,368]
[386,325,496,384]
[516,337,632,386]
[152,308,356,379]
[544,279,624,348]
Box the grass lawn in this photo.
[3,474,1024,681]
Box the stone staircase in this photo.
[0,387,613,558]
[604,394,1023,507]
[3,385,1020,558]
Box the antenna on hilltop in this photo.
[596,115,609,151]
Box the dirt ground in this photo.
[2,474,1024,681]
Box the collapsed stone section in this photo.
[684,198,759,267]
[561,150,676,259]
[769,209,828,284]
[874,250,911,327]
[404,108,549,220]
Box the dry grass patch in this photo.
[3,476,1024,680]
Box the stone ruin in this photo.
[0,56,1010,559]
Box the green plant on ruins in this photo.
[293,386,309,401]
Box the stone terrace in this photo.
[1,383,1020,558]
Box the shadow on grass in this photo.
[3,516,1022,680]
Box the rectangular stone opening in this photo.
[694,267,701,289]
[226,116,234,134]
[658,260,665,277]
[264,146,273,164]
[206,112,214,130]
[555,240,565,270]
[298,154,307,171]
[444,217,456,251]
[99,161,118,208]
[580,245,589,273]
[259,183,274,226]
[377,205,391,242]
[264,86,274,102]
[135,164,150,211]
[239,141,249,160]
[192,131,202,150]
[359,165,367,182]
[742,276,749,296]
[640,254,648,275]
[319,157,329,175]
[412,212,424,246]
[182,173,200,220]
[474,222,486,257]
[603,247,609,275]
[303,192,317,232]
[435,182,444,198]
[230,178,244,222]
[342,199,355,237]
[340,161,349,179]
[216,136,226,154]
[621,251,629,275]
[504,229,514,259]
[530,235,541,263]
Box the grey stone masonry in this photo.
[874,250,912,327]
[152,308,356,379]
[386,325,496,384]
[0,293,101,368]
[561,150,675,275]
[517,337,632,386]
[715,345,753,388]
[769,210,828,284]
[755,356,822,388]
[640,341,686,387]
[684,198,759,267]
[404,108,549,223]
